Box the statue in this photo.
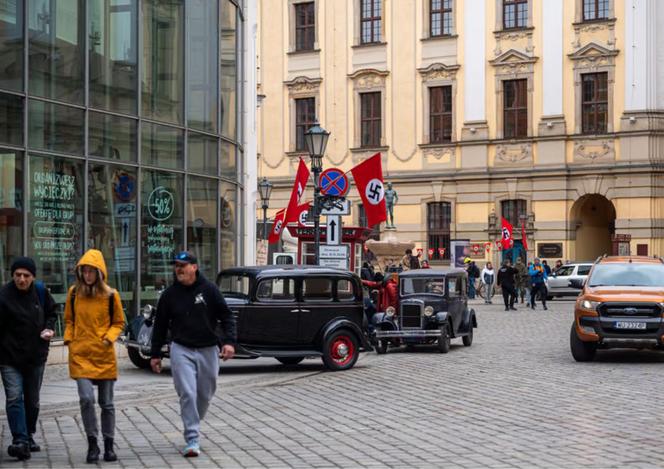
[384,182,398,228]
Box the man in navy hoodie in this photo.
[150,251,236,458]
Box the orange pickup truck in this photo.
[570,256,664,361]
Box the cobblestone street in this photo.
[3,299,664,468]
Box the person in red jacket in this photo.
[362,273,399,312]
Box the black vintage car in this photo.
[372,268,477,353]
[122,266,372,371]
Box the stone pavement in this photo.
[3,298,664,468]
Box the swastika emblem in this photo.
[365,179,384,205]
[274,219,283,234]
[502,227,510,240]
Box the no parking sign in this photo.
[320,168,350,197]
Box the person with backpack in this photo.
[0,257,57,461]
[63,249,125,464]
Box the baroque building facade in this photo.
[257,0,664,265]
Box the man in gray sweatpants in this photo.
[150,251,236,458]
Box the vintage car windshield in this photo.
[218,274,251,298]
[401,277,446,296]
[588,264,664,287]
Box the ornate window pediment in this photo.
[417,62,460,82]
[284,76,322,94]
[489,49,537,77]
[348,68,389,89]
[568,42,618,64]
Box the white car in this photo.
[546,263,593,299]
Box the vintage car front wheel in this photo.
[128,347,152,369]
[322,330,360,371]
[276,357,304,365]
[438,325,451,354]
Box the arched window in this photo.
[501,199,527,227]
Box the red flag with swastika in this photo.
[283,158,310,225]
[501,217,514,250]
[268,209,286,244]
[350,153,387,227]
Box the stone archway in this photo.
[570,194,616,261]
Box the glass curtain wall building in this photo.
[0,0,243,335]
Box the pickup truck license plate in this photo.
[614,321,647,330]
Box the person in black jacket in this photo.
[497,259,518,311]
[150,251,236,458]
[0,257,57,461]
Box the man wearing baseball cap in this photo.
[149,251,236,458]
[0,257,57,460]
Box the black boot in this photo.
[103,438,117,462]
[28,435,41,452]
[7,442,31,461]
[86,436,100,464]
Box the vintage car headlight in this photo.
[424,306,434,317]
[386,306,396,317]
[142,304,154,319]
[580,299,600,311]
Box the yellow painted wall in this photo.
[614,198,652,220]
[532,201,567,221]
[456,203,490,224]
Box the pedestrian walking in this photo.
[481,262,495,304]
[466,260,479,299]
[63,249,125,463]
[514,258,529,304]
[542,260,552,276]
[529,257,549,310]
[150,251,236,458]
[497,260,518,311]
[554,259,563,272]
[0,257,57,461]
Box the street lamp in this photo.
[304,122,330,265]
[258,177,273,240]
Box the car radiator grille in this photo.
[598,302,661,318]
[400,304,422,328]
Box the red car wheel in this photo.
[322,331,359,371]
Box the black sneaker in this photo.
[8,443,31,461]
[28,436,40,452]
[510,306,517,311]
[504,307,509,311]
[543,305,548,310]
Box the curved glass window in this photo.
[220,0,237,139]
[142,122,183,169]
[89,112,138,162]
[187,176,218,278]
[141,0,184,124]
[0,92,23,146]
[0,150,23,283]
[188,132,218,175]
[141,169,183,303]
[28,0,85,104]
[88,163,138,314]
[187,0,218,132]
[0,0,24,91]
[28,100,84,155]
[219,180,236,269]
[89,0,138,114]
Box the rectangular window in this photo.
[141,122,184,169]
[187,176,218,278]
[302,277,333,302]
[429,86,452,143]
[28,0,85,104]
[581,72,608,135]
[188,132,218,175]
[0,151,23,285]
[141,170,184,306]
[220,0,237,139]
[295,2,315,51]
[501,199,527,227]
[219,181,237,269]
[295,97,316,151]
[360,0,382,44]
[0,93,23,146]
[503,0,528,30]
[583,0,609,21]
[503,79,528,139]
[141,0,184,124]
[360,92,381,147]
[427,202,451,261]
[28,100,85,155]
[89,112,138,162]
[89,0,138,115]
[0,0,23,91]
[88,163,138,315]
[430,0,453,37]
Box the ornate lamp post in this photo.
[257,177,273,240]
[304,122,330,265]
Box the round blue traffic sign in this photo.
[320,168,349,197]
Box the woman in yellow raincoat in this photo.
[63,249,124,464]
